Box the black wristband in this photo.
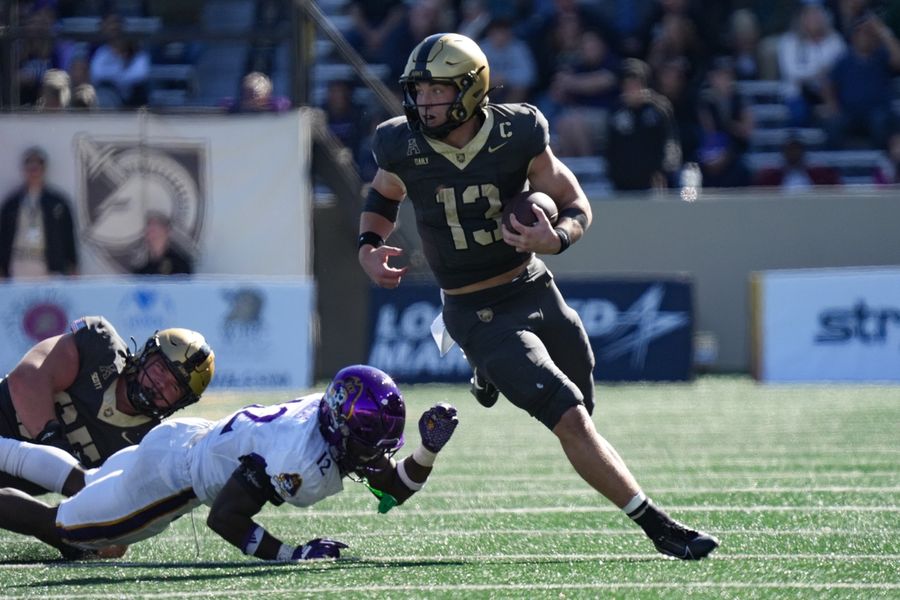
[553,227,571,254]
[358,231,384,250]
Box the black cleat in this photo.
[58,542,90,561]
[469,369,499,408]
[652,520,719,560]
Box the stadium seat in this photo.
[201,0,256,31]
[747,103,790,128]
[57,17,102,34]
[745,149,886,184]
[749,128,826,152]
[734,80,787,105]
[122,16,161,34]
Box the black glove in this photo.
[36,420,74,452]
[418,403,458,453]
[36,420,87,464]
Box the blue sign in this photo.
[367,277,693,383]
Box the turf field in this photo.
[1,376,898,599]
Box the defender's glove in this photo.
[418,403,458,453]
[36,421,74,453]
[36,420,89,465]
[292,538,348,560]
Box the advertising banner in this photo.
[0,110,312,277]
[366,276,694,383]
[752,267,900,382]
[0,277,315,390]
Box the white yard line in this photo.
[1,581,899,599]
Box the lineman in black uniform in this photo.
[358,32,719,560]
[0,315,215,495]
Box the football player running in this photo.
[357,33,718,560]
[0,365,458,561]
[0,316,215,496]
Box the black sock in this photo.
[626,498,670,538]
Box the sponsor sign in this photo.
[752,267,900,382]
[0,277,314,389]
[366,277,694,383]
[0,110,312,276]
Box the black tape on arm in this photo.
[363,187,400,223]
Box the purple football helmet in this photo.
[319,365,405,474]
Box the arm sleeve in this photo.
[235,453,284,506]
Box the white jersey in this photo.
[189,394,344,507]
[57,394,345,549]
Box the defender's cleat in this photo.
[652,520,719,560]
[469,369,499,408]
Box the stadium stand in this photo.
[746,148,886,185]
[3,0,899,189]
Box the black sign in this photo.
[367,277,693,383]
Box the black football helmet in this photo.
[399,33,490,139]
[124,328,215,419]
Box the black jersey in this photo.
[373,103,550,289]
[0,316,157,467]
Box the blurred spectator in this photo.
[873,131,900,184]
[17,4,66,106]
[0,147,78,279]
[696,57,753,187]
[479,17,537,104]
[605,58,682,191]
[323,77,368,167]
[379,0,447,90]
[66,52,92,88]
[821,12,900,149]
[71,83,98,109]
[655,56,701,163]
[223,71,291,113]
[753,133,842,188]
[345,0,407,65]
[546,30,620,156]
[90,13,151,108]
[381,0,445,85]
[131,212,193,275]
[776,2,846,126]
[594,0,656,57]
[728,8,766,80]
[645,12,709,83]
[831,0,873,40]
[635,0,716,70]
[35,69,71,110]
[520,0,618,96]
[456,0,492,41]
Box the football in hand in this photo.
[501,191,559,233]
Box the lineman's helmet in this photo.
[125,328,215,419]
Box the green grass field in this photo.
[1,376,898,599]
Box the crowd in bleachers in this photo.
[4,0,900,192]
[320,0,900,192]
